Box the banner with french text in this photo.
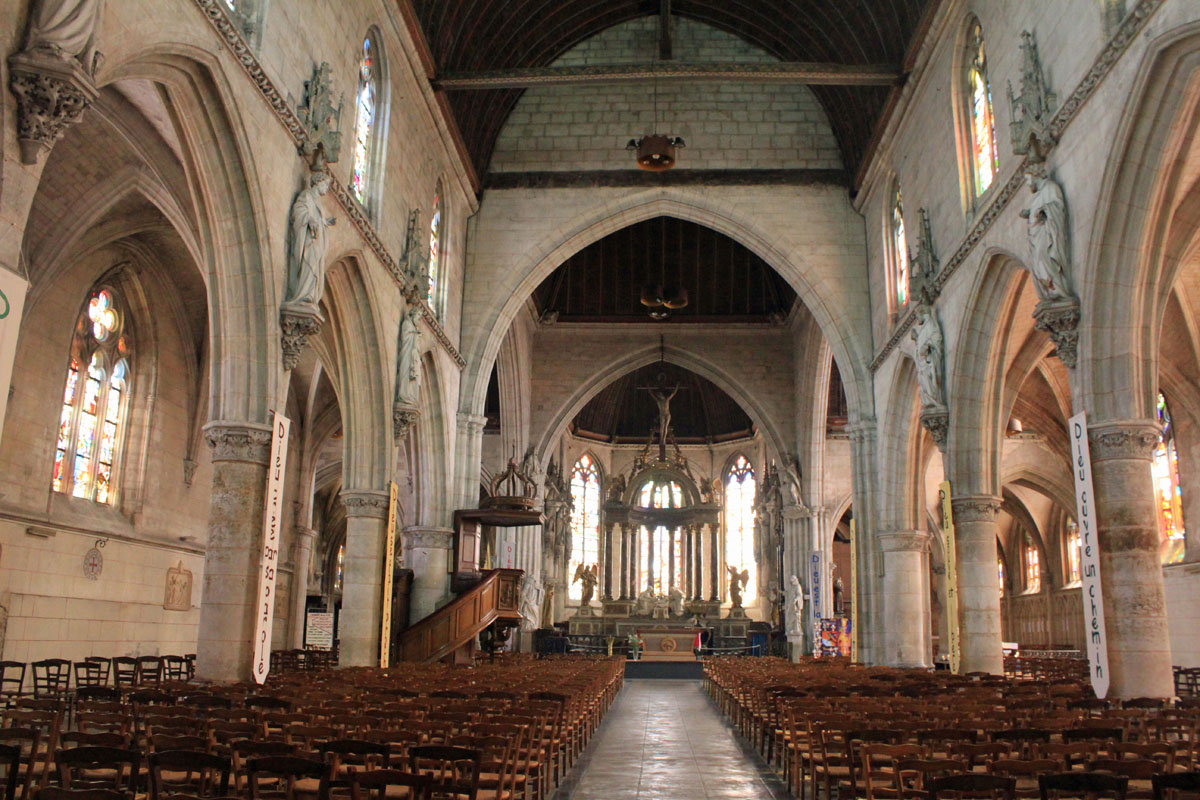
[252,412,290,684]
[1069,412,1110,698]
[938,481,960,675]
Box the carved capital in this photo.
[280,303,323,371]
[392,402,421,442]
[951,495,1002,523]
[1033,296,1081,368]
[340,490,390,519]
[403,526,454,551]
[845,417,878,444]
[203,422,273,464]
[1088,421,1161,462]
[878,530,931,553]
[456,413,488,436]
[8,50,98,164]
[920,408,949,451]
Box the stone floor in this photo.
[552,679,790,799]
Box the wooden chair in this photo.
[0,665,26,707]
[161,658,188,685]
[319,740,389,790]
[245,756,328,800]
[29,664,69,700]
[0,742,21,800]
[71,665,104,691]
[0,727,39,800]
[34,789,128,800]
[5,709,60,790]
[1151,772,1200,800]
[137,659,164,688]
[348,769,431,800]
[928,773,1017,800]
[894,758,969,800]
[408,746,480,800]
[988,760,1063,799]
[1087,759,1159,799]
[860,743,925,800]
[147,749,231,800]
[1040,772,1129,800]
[54,746,141,794]
[232,741,297,794]
[109,662,137,692]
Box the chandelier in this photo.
[639,219,688,319]
[626,72,684,172]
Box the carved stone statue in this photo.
[540,582,555,628]
[519,574,543,633]
[285,170,335,309]
[912,304,946,411]
[1021,167,1073,303]
[635,587,656,617]
[24,0,104,73]
[787,575,805,636]
[521,447,539,484]
[572,563,597,605]
[833,576,845,615]
[727,565,749,608]
[668,587,684,617]
[395,305,422,406]
[607,473,626,504]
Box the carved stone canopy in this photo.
[920,408,949,452]
[279,302,323,371]
[295,62,342,165]
[1032,295,1080,369]
[907,208,940,307]
[1008,30,1058,162]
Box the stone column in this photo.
[668,528,676,592]
[339,490,390,667]
[405,526,454,622]
[646,527,655,591]
[1089,422,1175,698]
[879,530,932,668]
[620,525,631,600]
[685,525,694,599]
[603,522,615,600]
[454,414,488,513]
[952,495,1003,674]
[288,526,316,648]
[692,524,703,600]
[196,423,273,682]
[705,525,715,599]
[847,418,881,663]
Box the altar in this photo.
[636,627,701,662]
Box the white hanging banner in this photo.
[939,481,961,674]
[809,550,823,654]
[252,412,290,685]
[1069,412,1110,698]
[850,519,858,663]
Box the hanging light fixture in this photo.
[626,70,684,171]
[640,220,689,319]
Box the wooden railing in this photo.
[397,568,524,663]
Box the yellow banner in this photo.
[379,481,398,668]
[939,481,960,674]
[850,518,858,663]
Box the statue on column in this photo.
[285,169,336,310]
[395,305,423,406]
[572,563,597,605]
[833,576,845,615]
[787,575,805,636]
[912,304,946,411]
[1021,165,1073,303]
[727,565,749,608]
[24,0,104,73]
[607,473,626,503]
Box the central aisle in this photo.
[554,679,789,800]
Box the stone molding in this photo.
[868,0,1165,373]
[203,422,273,464]
[1088,421,1160,462]
[293,526,317,542]
[340,490,390,519]
[8,50,99,164]
[456,413,488,435]
[950,495,1002,523]
[187,0,466,370]
[845,417,878,443]
[878,530,930,553]
[403,526,454,550]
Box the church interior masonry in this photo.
[2,0,1200,706]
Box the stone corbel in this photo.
[920,407,949,451]
[340,490,390,519]
[392,402,421,442]
[1032,296,1081,368]
[8,49,98,164]
[279,302,323,371]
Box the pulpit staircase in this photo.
[397,568,524,663]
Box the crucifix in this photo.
[637,337,685,459]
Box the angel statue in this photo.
[572,563,598,605]
[727,564,749,608]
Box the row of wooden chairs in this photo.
[0,657,196,701]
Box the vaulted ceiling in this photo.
[532,216,796,322]
[410,0,930,178]
[572,362,754,443]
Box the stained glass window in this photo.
[725,455,757,605]
[1154,391,1186,564]
[998,554,1005,598]
[966,20,999,198]
[1065,520,1081,583]
[1023,532,1040,593]
[350,35,377,204]
[334,542,345,593]
[53,288,131,504]
[637,478,683,592]
[892,184,909,309]
[568,454,602,601]
[428,189,442,313]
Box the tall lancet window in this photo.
[1154,392,1186,564]
[724,455,757,605]
[965,19,999,198]
[891,183,909,310]
[1023,532,1040,593]
[350,34,378,204]
[428,187,443,316]
[638,479,682,593]
[53,287,132,504]
[568,454,601,601]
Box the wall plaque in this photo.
[163,561,193,611]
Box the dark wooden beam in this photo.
[433,62,902,90]
[484,168,848,190]
[659,0,672,61]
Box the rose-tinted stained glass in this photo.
[88,291,118,341]
[568,454,601,601]
[893,187,909,308]
[428,193,442,311]
[76,413,96,461]
[56,405,73,452]
[725,455,757,605]
[1065,521,1081,583]
[63,365,78,404]
[967,23,999,197]
[1154,391,1186,564]
[998,556,1005,598]
[99,420,117,465]
[95,464,111,504]
[351,36,376,202]
[1024,533,1040,593]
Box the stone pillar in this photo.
[196,423,273,682]
[405,526,454,622]
[847,418,881,663]
[952,495,1003,674]
[620,525,631,600]
[339,490,390,667]
[288,526,316,648]
[692,524,703,600]
[781,506,809,658]
[684,525,694,599]
[646,527,655,591]
[603,522,615,600]
[709,523,720,602]
[879,530,932,668]
[1089,422,1175,698]
[454,414,488,513]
